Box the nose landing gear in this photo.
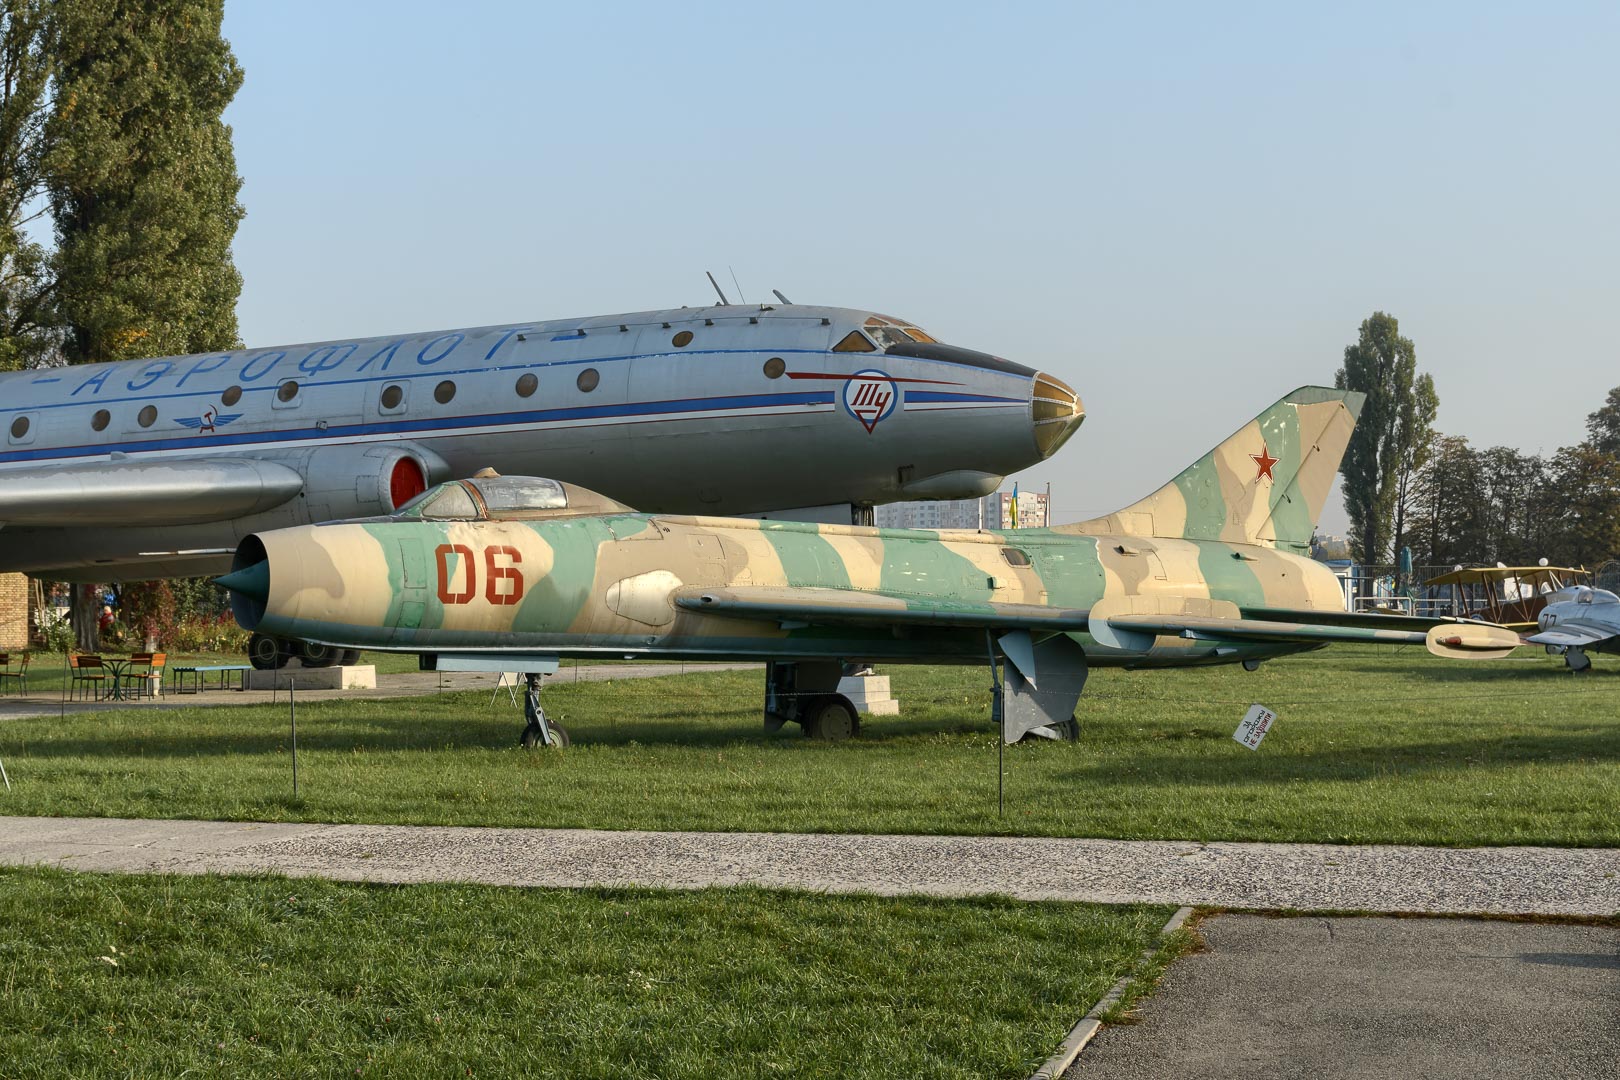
[519,672,569,748]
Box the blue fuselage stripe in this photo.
[0,388,1023,466]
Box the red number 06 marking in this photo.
[434,544,525,606]
[484,545,523,605]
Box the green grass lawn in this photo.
[0,646,1616,846]
[0,867,1172,1079]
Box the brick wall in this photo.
[0,573,27,650]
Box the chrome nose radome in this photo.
[1032,373,1083,458]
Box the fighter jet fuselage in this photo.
[0,305,1081,580]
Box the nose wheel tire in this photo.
[248,633,290,670]
[802,695,859,741]
[521,720,569,748]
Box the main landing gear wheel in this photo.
[248,633,289,670]
[294,640,342,668]
[1018,716,1080,742]
[1566,649,1593,673]
[339,649,362,667]
[802,695,858,741]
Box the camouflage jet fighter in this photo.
[219,386,1517,746]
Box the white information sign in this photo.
[1233,704,1277,751]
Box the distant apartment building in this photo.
[873,498,985,531]
[985,490,1050,530]
[875,489,1050,531]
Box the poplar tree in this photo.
[46,0,244,364]
[0,1,55,371]
[1334,312,1438,568]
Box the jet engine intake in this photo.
[248,443,448,523]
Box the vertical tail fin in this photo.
[1061,386,1364,549]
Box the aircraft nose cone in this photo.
[215,561,269,603]
[1032,373,1084,458]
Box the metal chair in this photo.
[70,654,108,701]
[0,652,27,695]
[122,652,166,698]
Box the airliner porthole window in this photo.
[9,416,27,439]
[434,380,456,404]
[277,381,299,403]
[763,357,786,379]
[91,409,110,431]
[516,373,538,398]
[221,385,242,406]
[672,330,694,348]
[577,368,600,393]
[380,384,404,410]
[138,405,158,427]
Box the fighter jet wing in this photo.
[674,586,1091,632]
[1092,607,1521,659]
[0,457,304,527]
[1524,626,1616,649]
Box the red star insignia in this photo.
[1251,444,1278,482]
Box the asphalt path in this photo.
[1066,914,1620,1080]
[1,817,1615,915]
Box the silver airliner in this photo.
[0,304,1082,585]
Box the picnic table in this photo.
[168,664,252,693]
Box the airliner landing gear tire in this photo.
[338,649,362,667]
[248,633,290,670]
[294,640,342,668]
[802,695,858,741]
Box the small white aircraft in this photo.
[1523,585,1620,671]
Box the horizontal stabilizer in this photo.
[1524,627,1612,649]
[675,586,1090,632]
[0,457,303,527]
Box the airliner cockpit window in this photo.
[470,476,568,514]
[864,315,937,347]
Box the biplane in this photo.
[1423,564,1590,633]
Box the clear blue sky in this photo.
[221,2,1619,531]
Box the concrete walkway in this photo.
[1066,915,1620,1080]
[1,817,1615,915]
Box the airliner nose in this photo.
[1032,373,1083,458]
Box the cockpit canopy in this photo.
[392,475,633,522]
[1575,586,1620,606]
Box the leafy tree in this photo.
[45,0,243,364]
[44,1,246,645]
[0,1,57,371]
[1334,312,1439,568]
[1585,386,1620,457]
[1412,434,1488,568]
[1543,444,1620,569]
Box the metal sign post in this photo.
[289,677,298,797]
